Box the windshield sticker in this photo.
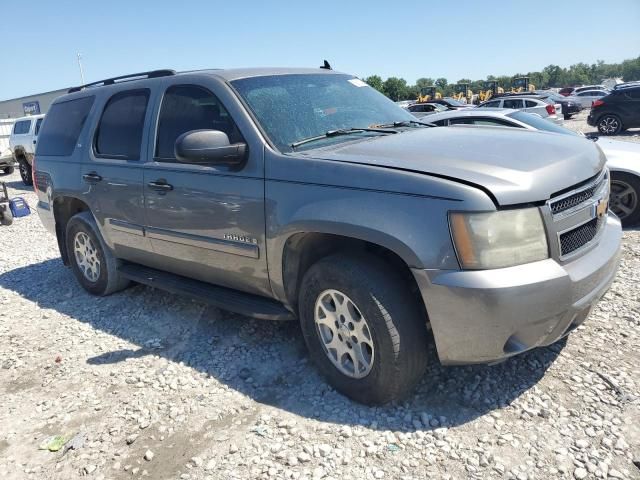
[348,78,368,87]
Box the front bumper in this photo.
[412,215,622,365]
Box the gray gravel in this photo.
[1,157,639,479]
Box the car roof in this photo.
[420,108,518,121]
[12,114,45,122]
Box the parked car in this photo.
[534,91,583,119]
[476,95,563,124]
[573,85,609,95]
[559,87,575,97]
[33,67,621,404]
[588,83,640,135]
[426,97,470,110]
[407,102,448,117]
[423,108,640,226]
[574,89,609,108]
[395,100,414,109]
[9,114,45,185]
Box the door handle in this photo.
[82,172,102,183]
[33,140,37,145]
[148,180,173,192]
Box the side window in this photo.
[13,120,31,134]
[432,119,448,126]
[155,84,243,161]
[35,118,43,135]
[503,99,523,109]
[625,89,640,100]
[577,92,589,97]
[481,100,500,108]
[449,118,474,125]
[37,96,95,156]
[525,100,538,108]
[95,89,149,159]
[471,118,514,127]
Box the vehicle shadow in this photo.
[0,258,564,431]
[1,180,34,193]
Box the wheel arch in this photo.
[277,230,427,320]
[52,195,92,265]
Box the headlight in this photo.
[449,208,548,270]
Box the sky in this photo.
[2,0,639,100]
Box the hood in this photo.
[304,126,606,206]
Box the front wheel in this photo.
[2,166,14,175]
[298,253,429,405]
[18,159,33,186]
[610,172,640,227]
[597,115,622,135]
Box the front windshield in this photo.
[509,111,579,136]
[231,74,416,152]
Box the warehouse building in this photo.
[0,88,69,119]
[0,88,69,155]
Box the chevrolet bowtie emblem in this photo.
[596,199,608,218]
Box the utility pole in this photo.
[77,53,85,85]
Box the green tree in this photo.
[435,78,448,90]
[364,75,384,93]
[383,77,409,101]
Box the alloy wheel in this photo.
[314,289,375,379]
[610,179,638,220]
[73,232,101,282]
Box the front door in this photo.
[142,83,269,297]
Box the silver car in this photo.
[423,108,640,226]
[476,96,563,124]
[574,89,609,108]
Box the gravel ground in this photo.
[1,134,639,480]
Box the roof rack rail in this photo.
[68,69,176,93]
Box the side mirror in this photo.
[174,130,247,165]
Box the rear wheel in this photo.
[65,211,130,295]
[610,172,640,227]
[597,115,622,135]
[298,253,429,405]
[18,159,33,186]
[563,114,573,120]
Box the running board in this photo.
[118,264,295,321]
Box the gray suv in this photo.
[34,68,622,404]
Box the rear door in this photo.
[142,81,269,296]
[82,88,155,262]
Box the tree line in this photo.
[364,56,640,101]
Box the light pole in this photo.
[77,53,85,85]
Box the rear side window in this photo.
[35,118,43,135]
[525,100,538,107]
[503,99,523,109]
[625,89,640,100]
[37,96,95,156]
[13,120,31,134]
[95,89,149,159]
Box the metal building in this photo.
[0,88,69,120]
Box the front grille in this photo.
[559,218,600,256]
[549,175,605,215]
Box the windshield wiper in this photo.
[372,120,436,128]
[291,127,397,149]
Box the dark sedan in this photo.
[534,91,583,119]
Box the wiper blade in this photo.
[372,120,436,128]
[291,127,397,149]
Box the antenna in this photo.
[77,53,85,84]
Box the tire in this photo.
[18,159,33,186]
[2,166,14,175]
[597,114,623,135]
[563,114,573,120]
[65,211,130,295]
[610,172,640,227]
[298,253,429,405]
[0,206,13,226]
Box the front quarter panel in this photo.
[265,149,496,303]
